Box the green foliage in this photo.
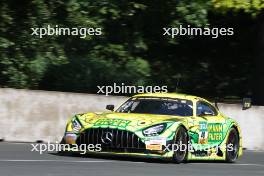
[40,45,150,92]
[0,0,67,88]
[213,0,264,15]
[0,0,262,100]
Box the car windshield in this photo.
[116,97,193,116]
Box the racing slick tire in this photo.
[172,126,188,163]
[225,127,239,163]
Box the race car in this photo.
[61,93,245,163]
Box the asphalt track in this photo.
[0,142,263,176]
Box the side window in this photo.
[196,101,217,116]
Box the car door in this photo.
[196,101,226,145]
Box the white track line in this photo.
[0,160,116,163]
[191,163,264,167]
[0,160,263,167]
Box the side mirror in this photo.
[106,104,114,111]
[242,98,252,110]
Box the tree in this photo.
[212,0,264,104]
[0,0,67,88]
[253,12,264,105]
[0,0,263,102]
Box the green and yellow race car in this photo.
[61,93,245,163]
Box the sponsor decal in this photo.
[192,150,208,157]
[145,137,166,150]
[85,118,96,124]
[94,118,131,128]
[208,123,223,142]
[199,121,208,144]
[208,147,218,157]
[198,122,224,143]
[146,144,162,150]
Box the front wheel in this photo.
[172,126,188,163]
[225,127,239,163]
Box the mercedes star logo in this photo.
[101,132,113,144]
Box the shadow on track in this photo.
[49,152,230,164]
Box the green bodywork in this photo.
[63,93,243,161]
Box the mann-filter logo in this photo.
[208,123,223,142]
[199,122,224,143]
[94,118,131,128]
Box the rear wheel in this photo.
[226,127,239,162]
[172,126,188,163]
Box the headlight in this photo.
[72,118,82,132]
[143,124,167,136]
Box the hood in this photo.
[77,112,187,132]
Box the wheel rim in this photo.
[173,128,188,161]
[227,129,239,161]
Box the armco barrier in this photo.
[0,88,263,150]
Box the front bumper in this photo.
[62,128,173,159]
